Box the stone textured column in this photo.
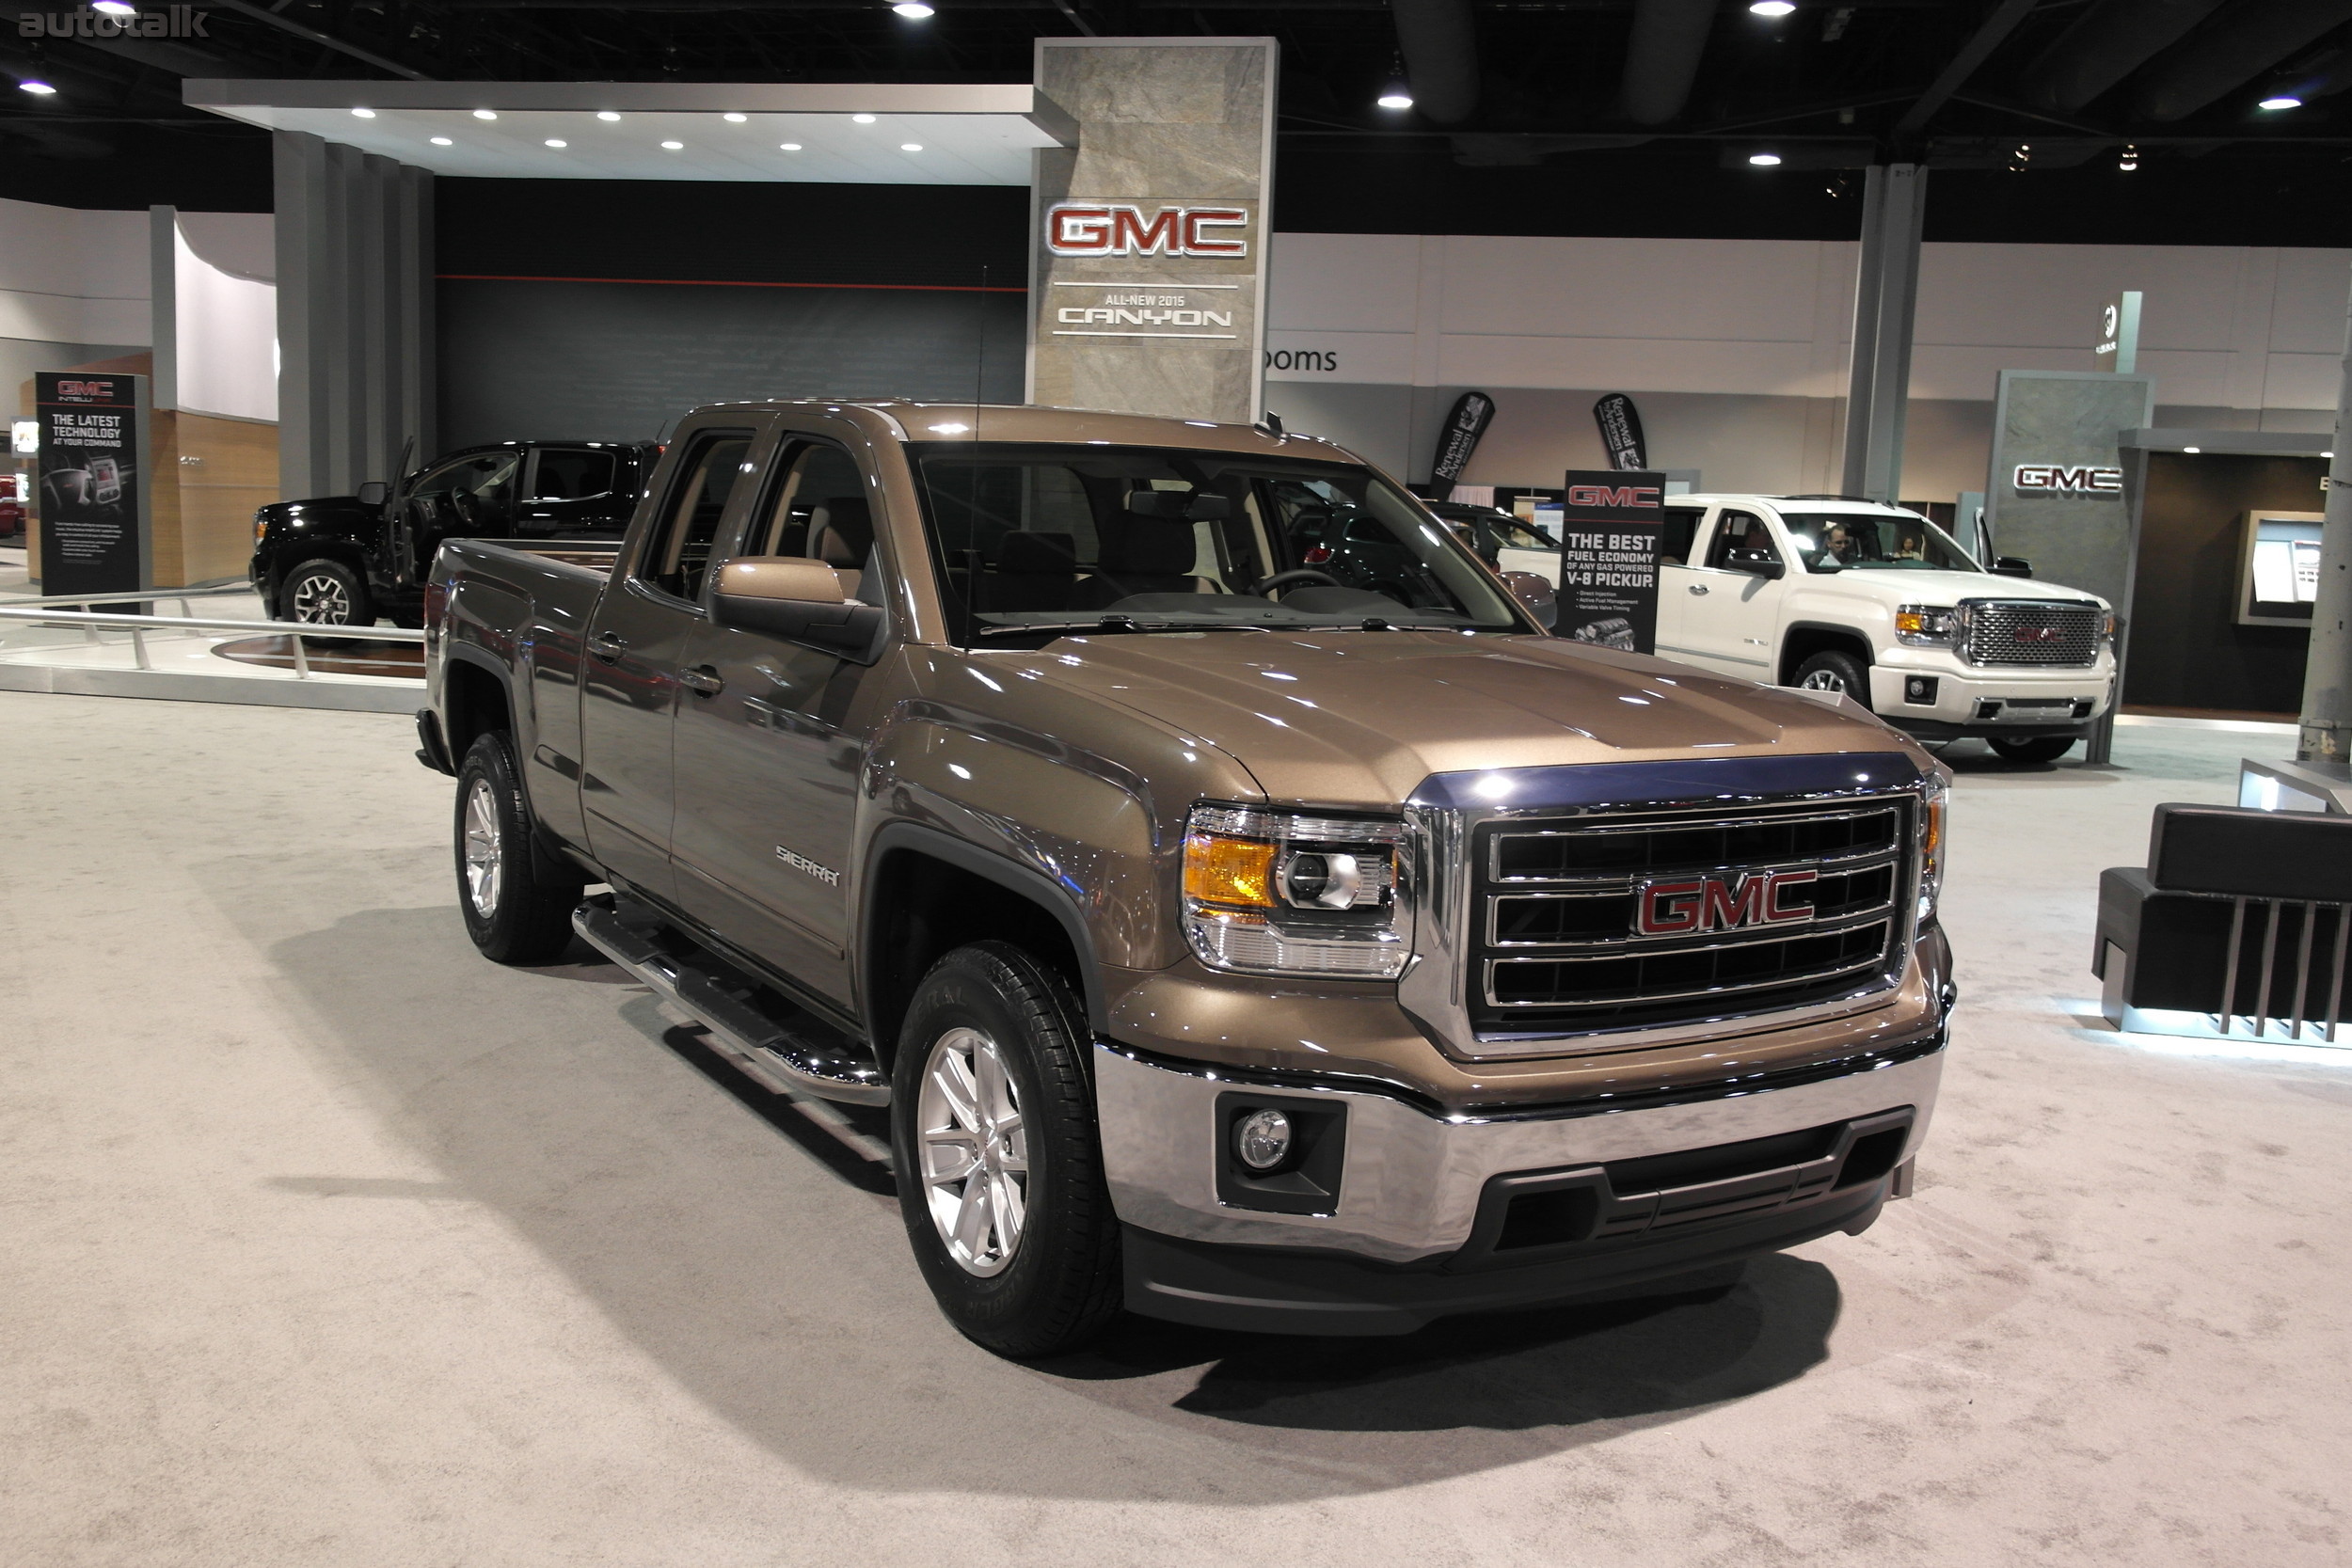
[2297,280,2352,764]
[1026,38,1277,425]
[1841,163,1927,503]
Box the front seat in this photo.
[1071,521,1206,609]
[981,531,1079,612]
[809,496,874,598]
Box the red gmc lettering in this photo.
[1049,205,1114,254]
[1046,202,1251,259]
[1565,484,1662,509]
[1637,869,1817,936]
[1637,879,1706,936]
[1180,207,1248,255]
[2014,464,2122,494]
[1111,207,1182,255]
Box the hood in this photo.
[1005,631,1917,810]
[261,494,379,530]
[1806,566,2107,608]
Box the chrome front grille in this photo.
[1469,799,1911,1033]
[1962,598,2103,667]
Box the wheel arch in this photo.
[275,543,373,608]
[1778,622,1875,687]
[440,644,520,769]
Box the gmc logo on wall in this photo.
[1565,483,1661,509]
[1635,868,1818,936]
[1046,203,1249,258]
[2013,464,2123,495]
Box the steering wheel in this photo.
[1250,568,1344,597]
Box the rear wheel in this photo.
[1988,734,2076,766]
[893,942,1120,1358]
[1792,650,1872,709]
[454,730,583,965]
[278,558,369,626]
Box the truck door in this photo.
[1661,508,1786,679]
[578,421,768,905]
[666,436,882,1006]
[518,446,628,539]
[1652,504,1708,654]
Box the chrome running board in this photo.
[573,897,891,1107]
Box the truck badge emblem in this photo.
[775,845,841,887]
[1635,868,1817,936]
[2013,625,2063,642]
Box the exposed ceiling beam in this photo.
[205,0,430,80]
[1891,0,2040,136]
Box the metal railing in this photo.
[2214,896,2349,1044]
[0,603,423,680]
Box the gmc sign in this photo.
[2013,464,2123,495]
[1635,868,1818,937]
[1564,483,1661,510]
[1046,203,1249,258]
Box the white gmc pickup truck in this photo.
[1653,494,2118,765]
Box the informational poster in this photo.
[1553,467,1665,653]
[1430,391,1495,486]
[35,371,147,600]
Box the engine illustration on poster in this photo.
[1554,467,1665,653]
[35,371,145,599]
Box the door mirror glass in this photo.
[1993,556,2034,578]
[357,481,389,507]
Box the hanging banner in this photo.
[1593,392,1648,470]
[1553,467,1665,654]
[36,371,147,601]
[1430,391,1495,485]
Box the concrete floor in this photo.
[3,691,2347,1567]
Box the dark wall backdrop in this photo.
[2123,451,2328,718]
[435,179,1028,448]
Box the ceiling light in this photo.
[18,79,56,96]
[723,112,747,122]
[779,142,803,150]
[900,142,923,151]
[472,109,498,120]
[2258,95,2302,111]
[91,0,135,13]
[2119,143,2138,171]
[852,113,877,124]
[1749,151,1783,166]
[894,2,935,15]
[660,139,684,150]
[350,107,375,119]
[544,138,566,149]
[596,110,620,122]
[1749,0,1796,14]
[2183,446,2201,453]
[430,135,453,146]
[1376,86,1413,110]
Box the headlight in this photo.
[2100,610,2118,646]
[1915,777,1948,927]
[1895,604,1959,646]
[1183,805,1407,978]
[253,515,269,545]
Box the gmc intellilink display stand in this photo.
[35,370,150,604]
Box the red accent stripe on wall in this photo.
[437,272,1027,293]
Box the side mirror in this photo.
[711,556,886,662]
[1730,547,1786,580]
[1500,569,1558,631]
[357,481,390,507]
[1993,556,2034,578]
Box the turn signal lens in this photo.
[1917,779,1948,926]
[1183,805,1408,978]
[1184,832,1275,909]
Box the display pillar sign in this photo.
[2095,291,2142,374]
[1026,38,1278,424]
[1983,370,2153,616]
[35,371,150,599]
[1553,468,1666,653]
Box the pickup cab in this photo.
[420,402,1956,1357]
[1656,494,2118,765]
[251,439,655,625]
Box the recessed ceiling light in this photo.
[779,142,803,150]
[350,107,375,119]
[660,139,684,150]
[1749,151,1783,166]
[1750,0,1796,14]
[852,113,877,124]
[2258,95,2302,111]
[723,112,747,122]
[894,1,935,15]
[430,135,453,146]
[544,138,566,149]
[900,142,923,151]
[472,109,498,120]
[92,0,135,12]
[596,110,620,122]
[2183,446,2201,453]
[18,79,56,95]
[1376,89,1414,109]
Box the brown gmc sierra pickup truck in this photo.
[418,400,1955,1358]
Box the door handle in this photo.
[587,630,628,663]
[1688,583,1709,595]
[680,664,724,696]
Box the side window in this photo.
[530,448,617,501]
[747,443,870,563]
[1706,510,1776,570]
[1661,508,1703,566]
[636,431,755,603]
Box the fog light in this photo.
[1233,1108,1294,1173]
[1903,675,1938,705]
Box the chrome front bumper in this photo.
[1093,1036,1945,1266]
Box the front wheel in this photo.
[1791,650,1872,709]
[892,942,1120,1358]
[1988,734,2076,766]
[454,731,584,964]
[278,558,370,626]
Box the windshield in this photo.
[909,443,1527,646]
[1782,510,1981,574]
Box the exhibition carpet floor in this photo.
[1,691,2345,1567]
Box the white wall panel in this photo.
[1263,233,1421,332]
[1437,332,1826,397]
[1435,235,1843,342]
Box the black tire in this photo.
[892,942,1121,1358]
[453,731,583,965]
[1791,649,1872,710]
[278,558,370,626]
[1987,734,2076,766]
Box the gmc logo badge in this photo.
[1046,203,1249,258]
[2013,624,2064,642]
[1565,483,1661,509]
[2013,464,2122,495]
[1636,868,1818,936]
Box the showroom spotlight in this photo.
[900,141,923,151]
[1749,0,1795,15]
[893,1,935,16]
[660,139,684,150]
[545,138,566,149]
[723,112,747,122]
[472,108,497,120]
[597,110,621,122]
[2258,94,2302,110]
[779,141,803,150]
[18,78,56,95]
[430,135,453,146]
[1749,150,1782,166]
[2119,143,2138,171]
[1376,86,1414,109]
[91,0,135,14]
[852,112,877,123]
[351,107,376,119]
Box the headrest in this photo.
[1098,521,1199,577]
[994,531,1076,574]
[809,496,872,565]
[1126,489,1232,521]
[2148,801,2352,902]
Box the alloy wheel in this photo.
[462,778,502,917]
[291,573,352,624]
[916,1025,1027,1277]
[1799,669,1848,692]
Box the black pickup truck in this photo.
[250,440,656,626]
